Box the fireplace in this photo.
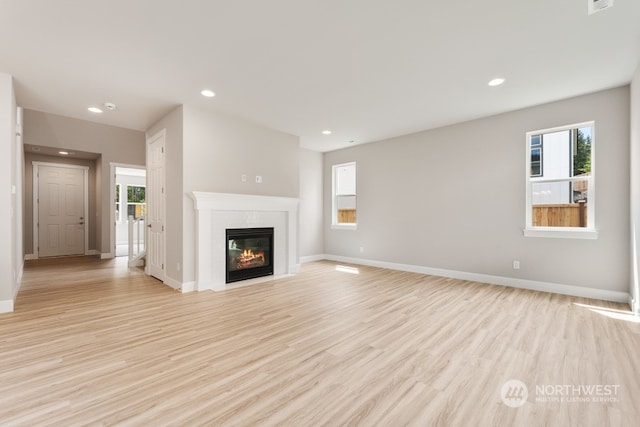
[226,227,274,283]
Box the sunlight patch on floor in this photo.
[336,265,359,274]
[574,302,640,323]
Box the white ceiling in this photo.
[1,0,639,152]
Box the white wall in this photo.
[23,110,146,254]
[630,62,640,313]
[0,73,20,312]
[324,86,630,297]
[299,148,324,258]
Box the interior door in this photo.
[147,130,166,280]
[37,165,86,257]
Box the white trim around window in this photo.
[524,121,597,239]
[331,161,357,230]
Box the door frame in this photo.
[109,162,146,259]
[33,161,89,259]
[145,129,166,280]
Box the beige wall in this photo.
[299,148,324,258]
[0,73,18,306]
[181,105,300,283]
[324,86,630,294]
[630,63,640,312]
[147,105,300,285]
[146,106,184,283]
[182,105,299,197]
[23,110,145,254]
[23,153,98,254]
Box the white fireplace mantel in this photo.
[190,191,300,291]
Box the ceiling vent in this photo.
[589,0,614,15]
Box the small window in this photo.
[530,134,542,177]
[332,162,356,228]
[525,122,596,238]
[127,185,146,220]
[115,184,121,223]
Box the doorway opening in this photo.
[113,166,146,258]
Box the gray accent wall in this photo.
[22,110,146,254]
[299,148,324,258]
[324,86,630,294]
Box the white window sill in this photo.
[332,223,357,231]
[523,228,598,240]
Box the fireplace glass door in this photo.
[226,227,274,283]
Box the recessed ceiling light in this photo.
[201,89,216,97]
[104,102,117,111]
[322,130,332,135]
[488,78,506,87]
[31,147,41,152]
[58,151,69,155]
[88,107,103,113]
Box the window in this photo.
[525,122,596,239]
[530,134,542,177]
[115,184,121,223]
[127,185,146,220]
[332,162,356,229]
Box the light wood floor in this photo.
[1,257,639,426]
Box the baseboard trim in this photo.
[300,254,328,264]
[100,252,114,259]
[24,254,35,261]
[324,255,630,304]
[290,263,301,274]
[85,249,100,256]
[181,281,196,293]
[163,276,195,293]
[0,299,14,313]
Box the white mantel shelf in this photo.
[190,191,300,291]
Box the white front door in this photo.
[36,164,87,257]
[146,130,166,280]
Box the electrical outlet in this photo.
[256,175,263,183]
[513,260,520,270]
[241,174,247,182]
[359,246,364,253]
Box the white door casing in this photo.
[33,162,88,258]
[146,130,166,280]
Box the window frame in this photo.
[331,161,357,230]
[530,134,542,177]
[126,184,146,221]
[524,121,597,239]
[115,183,122,224]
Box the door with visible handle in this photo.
[146,130,166,280]
[36,164,87,257]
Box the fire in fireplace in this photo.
[226,227,274,283]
